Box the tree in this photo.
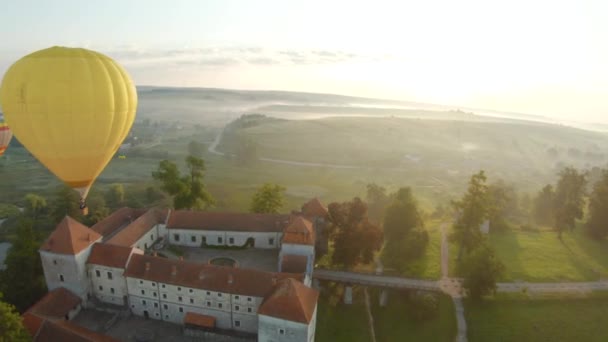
[250,183,286,214]
[82,193,109,226]
[554,167,587,238]
[328,198,383,269]
[365,183,391,224]
[105,183,125,209]
[532,184,555,226]
[0,293,29,342]
[451,171,489,259]
[0,219,46,312]
[188,140,205,158]
[50,185,82,223]
[152,156,215,210]
[381,188,428,271]
[586,169,608,240]
[462,243,504,300]
[23,193,47,220]
[486,181,518,230]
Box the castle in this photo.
[22,198,328,342]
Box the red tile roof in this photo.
[35,320,119,342]
[301,198,328,218]
[184,312,216,329]
[25,287,82,320]
[90,207,147,237]
[282,217,315,245]
[258,278,319,324]
[167,211,291,232]
[40,217,102,255]
[124,254,303,297]
[87,243,137,269]
[106,209,161,247]
[280,254,308,274]
[22,312,44,337]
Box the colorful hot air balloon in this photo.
[0,46,137,214]
[0,116,12,157]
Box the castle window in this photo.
[95,270,101,277]
[163,294,167,299]
[155,312,159,316]
[140,280,143,285]
[165,315,169,319]
[191,236,196,242]
[218,303,223,309]
[178,296,183,302]
[173,234,180,242]
[269,238,274,245]
[154,303,158,308]
[153,292,157,297]
[279,328,285,335]
[248,307,253,313]
[141,290,145,295]
[235,305,240,311]
[99,286,103,291]
[235,295,239,300]
[59,274,64,282]
[151,234,154,241]
[218,293,222,297]
[152,282,156,287]
[177,287,181,291]
[189,289,193,293]
[107,272,112,280]
[247,297,252,302]
[207,301,211,307]
[53,260,57,265]
[202,236,206,244]
[190,298,194,304]
[144,243,148,249]
[110,288,115,294]
[142,300,146,306]
[162,284,165,288]
[235,320,241,327]
[229,237,234,244]
[179,307,183,313]
[218,237,223,244]
[163,304,168,310]
[206,291,211,296]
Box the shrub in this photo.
[408,291,439,321]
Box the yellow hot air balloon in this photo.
[0,46,137,214]
[0,116,12,157]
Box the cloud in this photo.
[105,45,368,69]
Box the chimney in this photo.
[228,274,233,285]
[145,262,150,271]
[171,265,177,276]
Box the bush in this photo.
[0,204,20,219]
[409,291,439,321]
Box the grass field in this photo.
[448,226,608,282]
[371,290,457,342]
[465,293,608,342]
[315,286,371,342]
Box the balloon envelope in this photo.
[0,121,12,157]
[0,46,137,199]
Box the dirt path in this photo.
[363,287,377,342]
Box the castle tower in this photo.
[39,216,102,302]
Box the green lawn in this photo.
[448,226,608,282]
[466,293,608,342]
[371,290,456,342]
[315,287,371,342]
[489,228,608,282]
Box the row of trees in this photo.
[532,167,608,240]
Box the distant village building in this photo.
[23,199,328,342]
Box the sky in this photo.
[0,0,607,123]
